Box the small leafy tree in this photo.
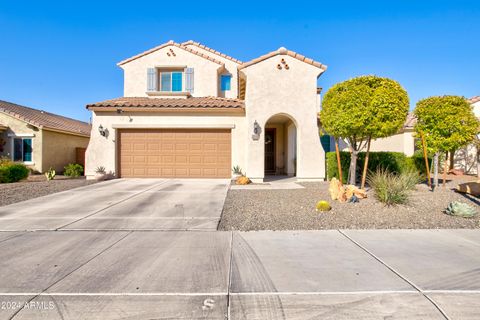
[320,76,409,185]
[414,96,479,187]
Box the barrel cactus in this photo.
[445,201,477,218]
[316,200,331,212]
[236,176,250,185]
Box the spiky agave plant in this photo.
[445,201,478,218]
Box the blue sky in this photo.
[0,0,479,123]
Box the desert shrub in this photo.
[367,169,419,205]
[45,167,56,181]
[0,157,13,166]
[326,151,410,184]
[0,163,29,183]
[64,163,83,177]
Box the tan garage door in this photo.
[118,129,231,178]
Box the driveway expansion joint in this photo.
[338,229,451,320]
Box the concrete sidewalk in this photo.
[0,229,479,319]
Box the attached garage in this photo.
[118,128,231,178]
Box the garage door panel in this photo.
[119,129,231,178]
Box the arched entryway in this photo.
[264,114,297,177]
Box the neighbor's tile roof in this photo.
[182,40,243,64]
[468,96,480,104]
[86,96,245,109]
[403,112,416,129]
[117,40,225,66]
[239,47,327,71]
[0,100,91,136]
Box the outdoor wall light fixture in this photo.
[98,125,107,137]
[252,120,261,141]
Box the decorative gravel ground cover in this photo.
[0,175,97,206]
[218,176,480,231]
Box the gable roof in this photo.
[117,40,225,66]
[239,47,327,71]
[181,40,243,64]
[86,96,245,111]
[403,112,416,130]
[468,96,480,104]
[0,100,91,137]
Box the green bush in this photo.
[408,151,432,176]
[0,163,29,183]
[64,163,83,177]
[326,151,411,184]
[326,150,433,184]
[367,169,419,205]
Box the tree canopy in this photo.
[414,95,479,153]
[320,75,409,185]
[320,75,409,143]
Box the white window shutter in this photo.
[147,68,157,91]
[185,68,194,93]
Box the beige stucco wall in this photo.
[42,129,90,173]
[472,101,480,117]
[369,130,416,156]
[241,54,326,181]
[121,44,223,98]
[452,101,480,175]
[182,44,239,99]
[85,111,247,178]
[0,113,43,172]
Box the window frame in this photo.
[11,136,33,164]
[220,74,232,91]
[158,70,184,92]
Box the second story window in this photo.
[221,74,231,91]
[159,71,183,92]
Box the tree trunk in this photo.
[443,152,448,188]
[349,150,358,186]
[335,139,343,185]
[420,131,431,188]
[433,152,439,190]
[477,146,480,179]
[361,137,371,189]
[449,150,455,170]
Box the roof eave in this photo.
[87,106,245,114]
[117,40,225,67]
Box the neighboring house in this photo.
[453,96,480,175]
[85,40,327,182]
[328,113,417,156]
[368,113,417,156]
[0,100,91,173]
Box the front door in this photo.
[264,128,276,175]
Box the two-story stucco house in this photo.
[85,40,327,182]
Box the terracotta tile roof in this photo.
[182,40,243,64]
[239,47,327,71]
[0,100,91,136]
[86,96,245,110]
[117,40,225,66]
[468,96,480,104]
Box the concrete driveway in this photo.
[0,178,230,231]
